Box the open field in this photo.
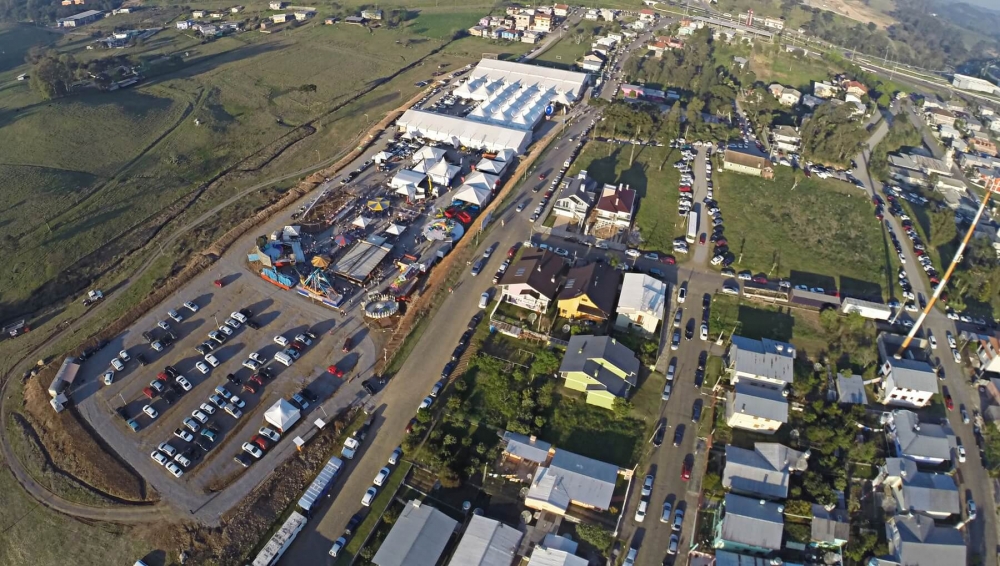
[568,141,682,254]
[708,294,834,358]
[0,24,61,77]
[533,22,600,70]
[407,9,485,40]
[744,45,844,91]
[714,167,891,299]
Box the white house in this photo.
[878,334,938,408]
[725,335,795,388]
[886,410,955,466]
[725,379,788,434]
[614,273,666,335]
[553,171,596,226]
[771,125,800,153]
[875,458,960,519]
[594,183,636,230]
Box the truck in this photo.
[3,320,29,338]
[82,290,104,307]
[686,211,698,244]
[341,437,360,459]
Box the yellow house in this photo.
[557,262,620,322]
[559,335,639,410]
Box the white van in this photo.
[274,351,294,366]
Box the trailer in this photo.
[297,456,343,515]
[82,289,104,307]
[686,210,698,244]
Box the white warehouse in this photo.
[396,110,532,154]
[952,74,998,95]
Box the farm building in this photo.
[58,9,103,26]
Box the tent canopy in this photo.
[353,216,373,228]
[454,184,491,206]
[265,399,301,432]
[311,255,331,268]
[413,145,448,163]
[464,170,500,192]
[367,198,390,212]
[390,169,427,189]
[475,157,505,175]
[395,184,419,200]
[373,150,392,163]
[385,223,406,236]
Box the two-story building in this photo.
[875,457,960,519]
[842,80,868,97]
[557,261,620,323]
[886,410,955,466]
[514,12,534,30]
[533,13,552,32]
[926,107,958,127]
[877,514,966,566]
[722,443,808,500]
[553,171,596,226]
[813,81,837,98]
[811,505,850,553]
[593,183,636,231]
[723,148,774,179]
[726,380,789,434]
[498,250,565,313]
[714,494,784,555]
[614,273,665,335]
[878,333,939,408]
[559,335,640,409]
[771,125,801,153]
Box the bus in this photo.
[686,211,698,244]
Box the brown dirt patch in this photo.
[800,0,897,28]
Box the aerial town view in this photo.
[2,0,1000,564]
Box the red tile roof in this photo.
[596,186,635,214]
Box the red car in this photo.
[680,459,692,481]
[242,383,258,394]
[157,372,170,381]
[456,211,472,224]
[678,186,692,193]
[538,172,547,180]
[250,375,265,386]
[661,255,676,265]
[752,275,768,284]
[443,207,457,218]
[328,365,345,378]
[214,279,224,288]
[508,244,519,258]
[699,233,706,245]
[251,435,269,450]
[944,387,954,410]
[716,238,728,247]
[142,386,157,400]
[405,418,418,434]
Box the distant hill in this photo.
[931,1,1000,42]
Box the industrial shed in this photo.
[397,110,532,154]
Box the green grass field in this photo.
[0,24,60,77]
[408,9,485,40]
[748,46,844,91]
[569,141,683,254]
[708,294,834,357]
[714,167,891,299]
[533,22,603,69]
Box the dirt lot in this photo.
[800,0,897,28]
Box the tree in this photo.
[929,206,956,247]
[28,50,76,99]
[611,397,633,420]
[576,523,613,552]
[531,350,561,377]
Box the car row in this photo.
[329,445,406,557]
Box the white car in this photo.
[273,335,289,347]
[167,309,183,323]
[183,418,201,433]
[952,348,962,364]
[947,332,956,348]
[479,292,490,309]
[641,474,654,497]
[700,324,708,340]
[249,351,266,364]
[183,301,199,313]
[218,325,233,336]
[328,537,347,558]
[142,405,159,419]
[205,354,220,367]
[199,403,217,416]
[625,248,640,258]
[419,396,433,410]
[259,427,280,442]
[242,443,263,459]
[677,286,687,303]
[225,318,241,330]
[158,442,177,457]
[294,334,313,346]
[231,311,248,323]
[119,350,131,362]
[174,429,194,442]
[242,359,260,371]
[150,341,164,352]
[175,375,193,391]
[230,396,246,409]
[373,466,391,486]
[634,499,648,523]
[225,404,243,419]
[111,358,125,371]
[195,361,210,374]
[151,451,169,466]
[103,370,115,385]
[191,410,209,424]
[157,320,170,331]
[958,445,967,463]
[928,335,937,349]
[362,486,377,506]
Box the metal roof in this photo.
[727,379,789,423]
[526,546,588,566]
[616,273,666,319]
[889,514,967,566]
[526,450,618,511]
[331,234,393,283]
[719,494,784,551]
[890,410,954,462]
[372,500,458,566]
[887,357,939,394]
[810,505,850,544]
[885,458,960,516]
[722,443,806,500]
[728,335,795,384]
[836,373,867,404]
[447,515,523,566]
[559,335,639,396]
[297,456,342,513]
[502,431,552,464]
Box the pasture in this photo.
[0,24,60,77]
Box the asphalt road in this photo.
[854,114,997,564]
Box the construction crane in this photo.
[895,175,1000,358]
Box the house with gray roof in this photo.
[876,458,960,518]
[525,449,619,515]
[725,379,789,434]
[874,514,966,566]
[714,494,785,555]
[836,373,867,404]
[615,273,666,335]
[722,443,808,500]
[448,515,523,566]
[372,500,458,566]
[887,410,955,466]
[501,431,553,465]
[878,333,939,408]
[559,335,639,410]
[553,171,597,226]
[526,544,588,566]
[810,504,850,550]
[726,335,795,387]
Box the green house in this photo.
[559,335,639,410]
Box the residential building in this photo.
[888,152,953,178]
[886,410,955,466]
[639,8,656,21]
[877,514,967,566]
[559,335,640,409]
[801,94,826,109]
[371,500,458,566]
[878,334,938,408]
[976,334,1000,373]
[501,431,553,465]
[614,273,666,335]
[770,125,800,153]
[553,4,569,17]
[593,183,636,229]
[361,9,382,20]
[986,116,1000,133]
[811,505,850,551]
[192,9,206,17]
[969,137,997,156]
[584,9,598,21]
[268,0,284,8]
[876,458,960,518]
[534,13,552,32]
[726,336,795,388]
[768,83,785,98]
[963,114,984,132]
[813,81,837,98]
[926,107,957,127]
[57,9,103,26]
[514,12,534,30]
[526,543,587,566]
[521,30,542,43]
[952,73,999,95]
[723,148,774,179]
[779,88,802,106]
[343,16,365,25]
[722,443,808,500]
[294,10,314,21]
[553,171,596,225]
[843,80,868,97]
[733,56,748,69]
[272,13,290,23]
[714,494,784,555]
[500,29,520,41]
[620,84,667,101]
[580,52,605,72]
[557,262,620,322]
[176,20,193,29]
[725,379,788,434]
[498,250,564,313]
[525,449,619,514]
[447,515,523,566]
[836,373,868,404]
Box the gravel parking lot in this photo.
[72,257,375,517]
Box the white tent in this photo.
[427,159,460,186]
[396,110,532,154]
[264,399,301,433]
[412,145,447,164]
[493,148,516,163]
[475,157,506,175]
[395,184,421,200]
[385,223,406,236]
[411,159,435,174]
[373,151,392,163]
[463,170,500,192]
[453,184,492,206]
[390,169,426,190]
[353,216,373,228]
